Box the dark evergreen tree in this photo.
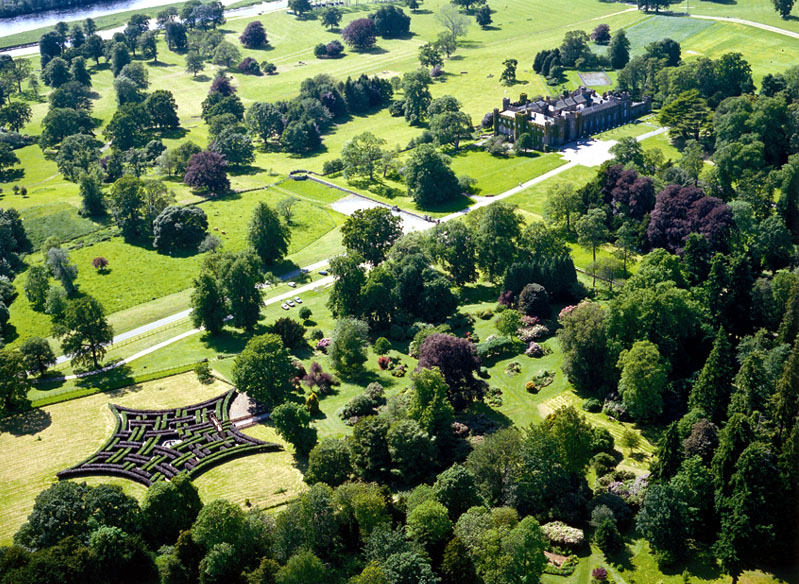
[649,422,683,483]
[689,329,735,424]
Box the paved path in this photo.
[308,175,435,232]
[54,274,334,380]
[690,13,799,40]
[52,127,668,379]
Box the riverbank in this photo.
[0,0,267,50]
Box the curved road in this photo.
[52,127,670,380]
[689,13,799,40]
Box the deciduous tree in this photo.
[232,333,295,407]
[341,207,402,266]
[54,295,113,369]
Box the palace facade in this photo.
[492,88,652,150]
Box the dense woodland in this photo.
[0,0,797,583]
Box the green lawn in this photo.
[676,0,799,32]
[6,187,344,345]
[619,14,717,56]
[504,164,598,217]
[449,149,567,196]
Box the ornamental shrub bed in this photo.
[57,390,281,487]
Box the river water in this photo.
[0,0,246,38]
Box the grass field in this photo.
[0,372,303,545]
[3,0,797,343]
[676,0,799,32]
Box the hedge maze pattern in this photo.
[58,391,280,486]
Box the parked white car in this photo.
[294,297,302,303]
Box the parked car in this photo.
[288,282,297,288]
[294,297,302,303]
[287,300,295,307]
[319,270,328,276]
[281,304,290,310]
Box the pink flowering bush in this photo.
[316,338,331,353]
[558,304,577,320]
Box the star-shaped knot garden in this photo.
[58,390,279,486]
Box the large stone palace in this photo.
[492,88,652,150]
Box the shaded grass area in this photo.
[19,202,106,250]
[0,373,304,545]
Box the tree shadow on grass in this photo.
[74,363,136,395]
[356,46,389,56]
[660,544,723,580]
[200,325,270,355]
[229,164,265,177]
[1,322,18,345]
[159,127,190,140]
[458,401,514,432]
[458,283,502,305]
[148,60,176,68]
[0,407,52,436]
[1,169,24,182]
[191,74,211,83]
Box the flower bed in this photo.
[56,390,280,487]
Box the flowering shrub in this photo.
[92,256,109,270]
[302,361,338,394]
[607,474,649,508]
[592,567,608,581]
[377,355,391,370]
[316,338,331,353]
[520,315,539,327]
[558,305,577,320]
[497,290,514,306]
[525,380,538,393]
[541,521,584,547]
[525,342,543,358]
[517,324,550,342]
[602,399,628,421]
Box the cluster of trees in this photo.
[190,201,291,333]
[617,38,753,115]
[338,97,471,197]
[37,17,184,218]
[243,73,393,154]
[0,208,29,345]
[557,247,798,576]
[531,28,629,85]
[341,5,411,51]
[327,202,579,339]
[2,397,625,584]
